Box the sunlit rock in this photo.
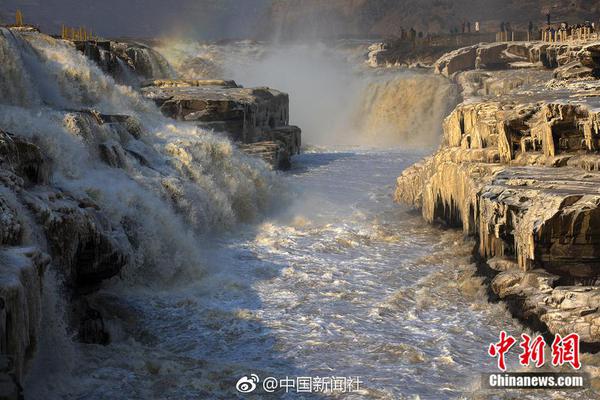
[141,79,301,169]
[434,40,600,79]
[397,93,600,341]
[75,40,172,83]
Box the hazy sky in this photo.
[1,0,598,40]
[0,0,269,39]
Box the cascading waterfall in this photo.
[123,44,175,80]
[0,29,279,397]
[355,72,458,148]
[0,28,41,107]
[0,28,275,248]
[156,40,458,148]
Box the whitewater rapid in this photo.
[6,33,594,399]
[28,147,589,399]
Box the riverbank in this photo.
[395,39,600,347]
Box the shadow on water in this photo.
[169,224,333,400]
[289,151,355,174]
[90,224,333,400]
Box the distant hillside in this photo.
[0,0,598,40]
[259,0,600,39]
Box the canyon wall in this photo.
[261,0,600,39]
[395,39,600,344]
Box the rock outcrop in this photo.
[435,41,600,79]
[74,40,172,83]
[397,41,600,343]
[0,124,137,390]
[0,248,49,382]
[141,79,301,169]
[73,40,302,169]
[367,40,459,68]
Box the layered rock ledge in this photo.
[141,79,301,169]
[72,36,302,170]
[74,39,172,83]
[396,39,600,344]
[434,41,600,79]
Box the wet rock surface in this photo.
[397,40,600,343]
[0,31,149,383]
[73,38,302,169]
[0,248,49,381]
[74,40,172,83]
[0,125,134,387]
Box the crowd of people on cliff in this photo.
[542,20,597,42]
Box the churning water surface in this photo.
[28,147,580,400]
[12,35,594,399]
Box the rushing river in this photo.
[28,147,573,400]
[5,33,593,399]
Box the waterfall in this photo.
[356,72,459,148]
[156,41,458,148]
[0,29,278,287]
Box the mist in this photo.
[228,44,367,147]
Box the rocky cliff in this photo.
[74,40,173,84]
[70,38,302,170]
[262,0,600,39]
[0,26,291,398]
[434,41,600,78]
[395,38,600,344]
[140,79,301,169]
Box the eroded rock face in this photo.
[141,80,290,139]
[141,79,301,169]
[0,128,135,288]
[22,188,130,287]
[490,264,600,343]
[367,40,455,68]
[74,40,172,83]
[434,40,600,79]
[396,99,600,342]
[0,248,49,381]
[0,126,138,384]
[399,101,600,274]
[0,130,50,187]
